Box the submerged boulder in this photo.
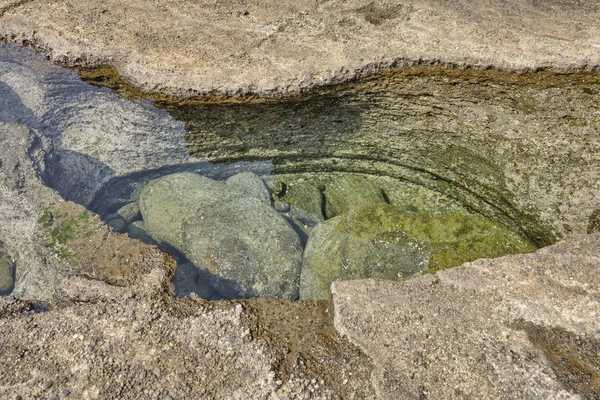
[280,181,324,221]
[139,172,303,299]
[301,204,536,300]
[323,175,387,218]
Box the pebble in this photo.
[40,380,53,390]
[59,390,71,398]
[49,395,59,400]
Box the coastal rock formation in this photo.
[1,0,599,96]
[333,233,600,399]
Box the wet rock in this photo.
[106,217,127,234]
[301,204,536,300]
[281,181,324,221]
[139,172,303,298]
[0,249,14,295]
[279,206,322,247]
[225,172,271,206]
[587,209,600,234]
[115,202,141,223]
[127,221,154,245]
[323,175,386,219]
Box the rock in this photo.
[115,202,141,223]
[106,217,127,234]
[0,249,14,295]
[280,181,324,221]
[301,204,536,300]
[323,175,386,219]
[588,209,600,234]
[139,172,303,299]
[225,172,271,206]
[332,233,600,399]
[1,0,597,97]
[273,201,290,213]
[127,221,154,245]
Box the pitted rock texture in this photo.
[1,0,599,97]
[332,233,600,399]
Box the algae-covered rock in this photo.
[0,250,15,295]
[281,181,324,221]
[300,204,536,300]
[139,172,303,299]
[323,175,387,218]
[587,209,600,234]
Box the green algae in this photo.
[301,204,537,300]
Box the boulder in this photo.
[225,172,271,206]
[115,202,141,223]
[281,181,324,221]
[126,221,154,245]
[323,175,387,218]
[301,204,536,300]
[139,172,303,299]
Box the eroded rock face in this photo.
[302,204,536,300]
[333,233,600,399]
[139,172,303,299]
[1,0,599,96]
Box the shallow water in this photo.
[1,44,544,300]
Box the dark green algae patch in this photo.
[75,63,600,251]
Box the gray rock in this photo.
[2,0,598,98]
[301,204,536,300]
[116,202,141,223]
[281,181,324,221]
[273,201,290,213]
[323,175,386,219]
[106,217,127,234]
[139,172,303,299]
[127,221,155,245]
[225,172,271,206]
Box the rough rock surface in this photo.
[0,122,375,399]
[139,172,303,299]
[1,0,599,96]
[302,204,536,300]
[333,233,600,399]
